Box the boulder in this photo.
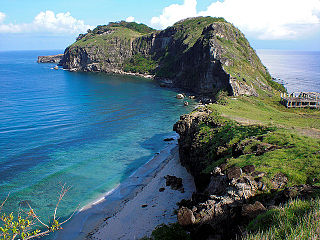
[242,165,255,174]
[177,207,196,226]
[176,94,184,99]
[206,174,228,195]
[227,166,242,180]
[184,101,189,106]
[165,175,183,190]
[241,201,266,219]
[271,173,288,189]
[163,137,175,142]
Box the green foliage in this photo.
[195,111,274,174]
[245,198,320,240]
[210,96,320,130]
[263,70,287,93]
[215,90,228,105]
[143,223,191,240]
[108,21,155,34]
[0,210,60,240]
[202,96,320,186]
[124,54,158,74]
[0,185,73,240]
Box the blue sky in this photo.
[0,0,320,51]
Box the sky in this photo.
[0,0,319,51]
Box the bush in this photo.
[0,185,75,240]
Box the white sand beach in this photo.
[88,145,195,240]
[55,140,195,240]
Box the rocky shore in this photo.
[171,105,320,239]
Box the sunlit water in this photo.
[257,50,320,93]
[0,50,195,227]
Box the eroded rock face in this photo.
[177,168,262,232]
[60,17,273,97]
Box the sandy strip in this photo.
[55,140,195,240]
[87,145,195,240]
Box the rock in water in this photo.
[164,175,183,190]
[176,94,184,99]
[37,54,63,63]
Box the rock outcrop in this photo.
[37,54,63,63]
[59,17,278,97]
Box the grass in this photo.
[227,128,320,186]
[245,198,320,240]
[193,95,320,186]
[209,96,320,130]
[142,223,191,240]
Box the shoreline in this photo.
[55,137,195,240]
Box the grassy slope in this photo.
[203,96,320,239]
[245,198,320,239]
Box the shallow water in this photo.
[0,50,194,225]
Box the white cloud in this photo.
[151,0,197,29]
[150,0,320,39]
[0,12,5,23]
[0,10,93,34]
[126,16,135,22]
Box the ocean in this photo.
[0,49,319,237]
[257,50,320,93]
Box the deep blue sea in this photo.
[0,50,195,224]
[0,50,319,234]
[257,50,320,93]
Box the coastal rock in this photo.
[165,175,183,190]
[241,201,266,219]
[37,54,63,64]
[163,138,175,142]
[177,207,196,226]
[176,94,184,99]
[226,166,242,180]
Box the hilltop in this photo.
[59,17,284,97]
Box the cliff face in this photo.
[60,17,277,97]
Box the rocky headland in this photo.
[37,54,63,63]
[57,17,283,98]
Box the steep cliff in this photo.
[60,17,283,97]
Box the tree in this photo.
[0,184,77,240]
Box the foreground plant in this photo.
[0,184,77,240]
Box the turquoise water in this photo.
[0,50,194,225]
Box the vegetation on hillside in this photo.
[107,21,156,34]
[123,54,158,74]
[245,198,320,240]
